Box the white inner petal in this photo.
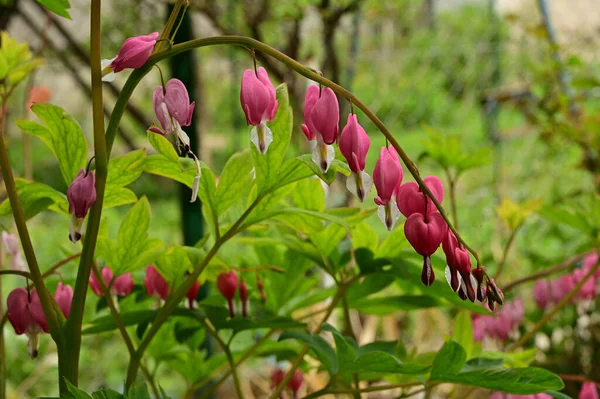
[250,123,273,155]
[377,202,400,231]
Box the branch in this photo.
[502,251,592,292]
[494,225,521,280]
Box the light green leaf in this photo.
[0,179,68,219]
[154,246,193,289]
[351,222,378,253]
[297,154,351,185]
[107,149,146,188]
[215,150,254,216]
[141,155,196,187]
[36,0,71,18]
[147,132,179,163]
[377,224,410,258]
[16,104,87,185]
[252,83,293,193]
[453,311,473,359]
[431,340,467,378]
[291,177,325,211]
[103,187,137,209]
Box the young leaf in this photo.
[16,104,87,185]
[147,132,179,163]
[126,382,151,399]
[36,0,71,19]
[453,311,473,359]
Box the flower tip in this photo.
[190,175,200,203]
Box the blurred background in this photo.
[1,0,599,397]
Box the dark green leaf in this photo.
[64,379,92,399]
[431,340,467,378]
[91,389,124,399]
[214,316,305,334]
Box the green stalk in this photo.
[59,0,107,391]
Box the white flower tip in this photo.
[250,123,273,155]
[346,171,373,202]
[378,202,400,231]
[312,143,335,173]
[190,175,200,203]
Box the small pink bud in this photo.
[113,273,134,297]
[271,368,285,388]
[404,212,447,286]
[339,114,370,173]
[217,271,239,318]
[90,266,113,296]
[109,32,158,73]
[54,282,73,318]
[487,278,504,306]
[373,146,403,206]
[287,370,304,396]
[579,382,599,399]
[472,266,486,302]
[239,280,249,318]
[240,67,278,126]
[396,176,444,218]
[7,288,48,358]
[67,169,97,243]
[551,275,574,304]
[442,231,460,291]
[144,266,169,301]
[186,279,201,309]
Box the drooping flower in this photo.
[89,266,134,299]
[455,247,476,302]
[67,169,97,243]
[471,266,486,302]
[550,274,575,304]
[149,78,201,202]
[533,280,551,309]
[54,283,73,318]
[27,86,51,111]
[217,271,238,318]
[2,231,26,271]
[301,85,340,172]
[573,268,596,302]
[186,279,201,309]
[404,212,447,286]
[240,67,278,155]
[101,32,159,82]
[288,370,304,399]
[7,288,48,358]
[373,146,403,230]
[442,230,461,292]
[271,368,285,388]
[579,382,599,399]
[339,113,372,201]
[239,280,249,318]
[396,176,444,218]
[144,266,169,301]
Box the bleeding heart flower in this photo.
[144,266,169,301]
[67,169,97,243]
[239,280,249,318]
[287,370,304,398]
[373,146,403,230]
[240,67,278,154]
[396,176,444,218]
[6,288,48,358]
[454,247,475,302]
[442,230,460,292]
[90,266,134,301]
[404,212,447,286]
[339,113,372,201]
[533,280,551,309]
[301,85,340,172]
[579,382,599,399]
[471,266,486,302]
[573,268,596,302]
[217,271,239,318]
[54,282,73,318]
[101,32,158,82]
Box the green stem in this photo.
[507,258,600,350]
[494,225,520,280]
[0,270,31,279]
[197,317,243,399]
[0,100,64,342]
[104,36,481,266]
[125,194,264,388]
[444,169,459,230]
[270,277,356,399]
[60,0,108,391]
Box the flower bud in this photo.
[109,32,158,73]
[373,146,403,230]
[487,278,504,306]
[144,266,169,301]
[579,382,599,399]
[2,231,20,255]
[239,280,249,318]
[442,231,460,292]
[302,86,339,172]
[404,212,447,286]
[471,266,486,302]
[27,86,51,111]
[217,271,239,318]
[339,114,372,201]
[271,368,285,388]
[186,279,201,309]
[288,370,304,398]
[573,268,596,302]
[54,282,73,318]
[396,176,444,218]
[67,169,97,243]
[113,273,134,297]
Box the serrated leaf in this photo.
[147,132,179,162]
[103,187,137,209]
[16,104,87,185]
[141,154,197,187]
[107,150,146,188]
[91,389,124,399]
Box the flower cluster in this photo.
[2,231,26,271]
[472,300,524,342]
[533,253,599,310]
[217,271,250,318]
[271,368,303,399]
[6,284,73,358]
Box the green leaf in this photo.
[91,389,124,399]
[453,311,473,359]
[154,245,193,289]
[277,208,351,233]
[16,104,87,185]
[376,224,410,258]
[297,154,350,185]
[147,132,179,162]
[431,340,467,378]
[107,150,146,188]
[271,158,315,190]
[215,150,254,216]
[36,0,71,18]
[252,83,293,193]
[345,351,430,375]
[213,315,305,334]
[83,310,157,335]
[65,379,92,399]
[351,222,378,254]
[103,187,137,209]
[0,179,67,219]
[126,382,150,399]
[348,295,441,315]
[279,330,339,374]
[141,155,196,187]
[544,391,573,399]
[479,349,538,368]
